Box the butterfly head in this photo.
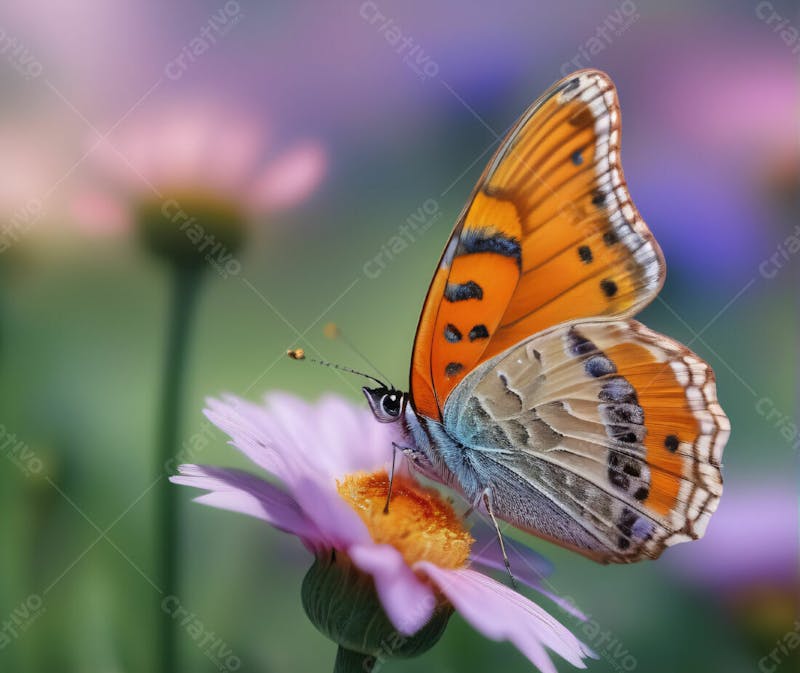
[362,386,406,423]
[286,350,402,422]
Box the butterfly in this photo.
[360,69,729,564]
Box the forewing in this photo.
[410,70,664,421]
[443,319,729,563]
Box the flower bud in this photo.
[301,551,452,671]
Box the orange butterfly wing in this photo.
[410,70,665,420]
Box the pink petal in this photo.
[248,141,326,211]
[204,394,323,488]
[85,132,160,200]
[170,465,320,543]
[312,394,395,478]
[90,102,257,199]
[418,564,592,673]
[149,112,211,187]
[258,393,331,475]
[202,401,297,484]
[349,543,436,636]
[292,474,372,549]
[146,104,263,193]
[205,392,393,487]
[70,189,132,235]
[203,395,373,549]
[204,118,266,193]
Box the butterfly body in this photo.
[362,69,729,564]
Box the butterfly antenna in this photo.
[287,348,387,388]
[323,322,394,389]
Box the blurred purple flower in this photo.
[628,147,767,286]
[172,393,592,672]
[666,478,797,593]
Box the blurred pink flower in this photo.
[0,122,68,252]
[628,22,795,166]
[73,100,326,235]
[172,393,592,673]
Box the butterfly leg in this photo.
[383,442,407,514]
[482,488,518,589]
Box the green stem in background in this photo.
[334,646,376,673]
[155,264,203,673]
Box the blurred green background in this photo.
[0,1,797,672]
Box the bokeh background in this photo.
[0,0,797,672]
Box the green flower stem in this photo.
[156,264,203,673]
[334,646,376,673]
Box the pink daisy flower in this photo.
[171,393,592,672]
[72,99,326,236]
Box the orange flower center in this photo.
[337,470,473,569]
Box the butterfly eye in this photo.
[381,393,401,417]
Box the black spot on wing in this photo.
[565,327,597,357]
[602,403,644,426]
[603,230,619,246]
[444,324,462,343]
[456,228,521,268]
[585,355,616,378]
[591,189,607,207]
[468,324,489,341]
[577,245,593,263]
[608,449,650,514]
[599,377,639,405]
[571,149,584,166]
[616,507,638,550]
[622,461,642,477]
[445,362,463,378]
[445,281,483,302]
[609,472,630,491]
[600,279,618,297]
[664,434,679,452]
[607,425,644,444]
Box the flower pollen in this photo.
[337,470,473,569]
